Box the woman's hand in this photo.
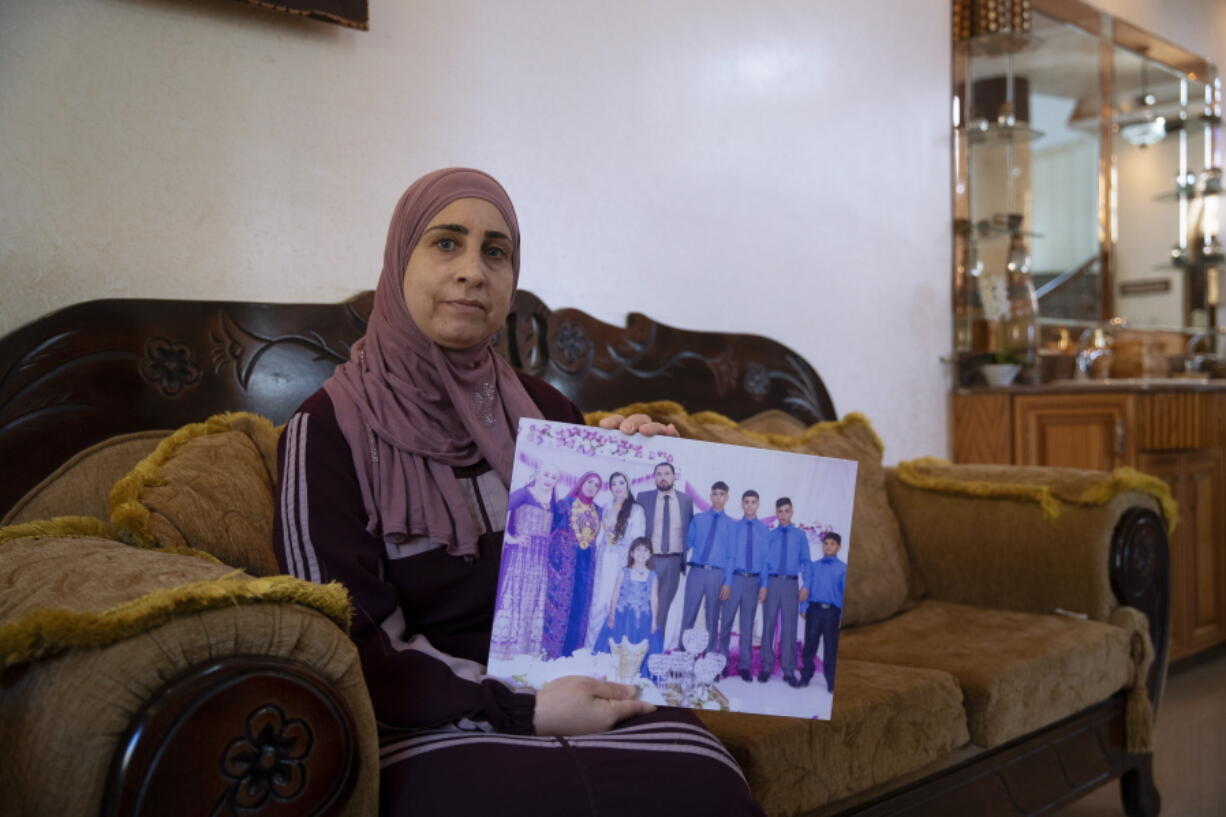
[533,676,655,736]
[598,413,679,438]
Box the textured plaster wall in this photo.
[13,0,1215,462]
[0,0,954,462]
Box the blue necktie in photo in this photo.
[744,521,753,572]
[661,495,672,553]
[700,513,718,564]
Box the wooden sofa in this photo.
[0,291,1169,816]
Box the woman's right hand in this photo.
[533,676,655,736]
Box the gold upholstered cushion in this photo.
[737,409,810,436]
[0,535,374,817]
[108,412,282,576]
[585,402,912,627]
[2,430,170,526]
[840,600,1134,748]
[699,659,969,817]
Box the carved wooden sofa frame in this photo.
[0,291,1167,817]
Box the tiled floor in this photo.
[1052,648,1226,817]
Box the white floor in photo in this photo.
[488,618,836,721]
[713,674,834,721]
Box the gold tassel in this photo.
[1110,606,1156,754]
[895,458,1065,519]
[1076,467,1179,534]
[0,575,351,669]
[0,515,119,544]
[583,402,885,456]
[894,459,1177,532]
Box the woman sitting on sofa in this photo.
[271,167,759,816]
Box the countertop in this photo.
[954,377,1226,395]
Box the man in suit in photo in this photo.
[636,461,693,650]
[759,497,810,687]
[680,481,735,652]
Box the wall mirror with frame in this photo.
[952,0,1223,384]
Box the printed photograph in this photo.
[487,419,857,720]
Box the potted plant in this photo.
[978,350,1028,386]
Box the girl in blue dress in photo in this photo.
[586,471,647,649]
[594,536,664,679]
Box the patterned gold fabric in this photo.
[109,412,282,576]
[2,430,168,526]
[884,470,1162,624]
[841,600,1133,748]
[700,659,969,817]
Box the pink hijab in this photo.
[324,168,543,557]
[568,471,603,506]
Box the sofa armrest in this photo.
[884,464,1171,703]
[102,654,363,817]
[0,534,378,817]
[884,464,1165,620]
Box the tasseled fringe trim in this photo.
[1110,606,1156,754]
[0,573,351,669]
[895,457,1179,533]
[583,401,885,457]
[0,515,223,565]
[0,515,119,544]
[108,411,280,549]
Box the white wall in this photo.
[1,0,1216,461]
[0,0,952,462]
[1094,0,1226,78]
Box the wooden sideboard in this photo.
[952,385,1226,661]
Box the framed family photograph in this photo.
[487,419,858,721]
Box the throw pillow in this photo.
[109,412,282,576]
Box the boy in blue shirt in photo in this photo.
[799,532,847,692]
[718,490,770,681]
[759,497,810,686]
[681,481,736,653]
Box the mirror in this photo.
[1025,11,1102,323]
[953,0,1222,373]
[1113,47,1217,331]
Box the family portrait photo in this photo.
[487,419,858,720]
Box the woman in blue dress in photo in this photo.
[542,470,603,658]
[593,537,663,678]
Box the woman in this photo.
[272,167,759,816]
[586,471,646,648]
[542,471,602,658]
[489,464,559,660]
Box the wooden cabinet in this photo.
[952,387,1226,660]
[1138,450,1225,660]
[1013,393,1135,470]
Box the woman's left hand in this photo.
[598,413,679,438]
